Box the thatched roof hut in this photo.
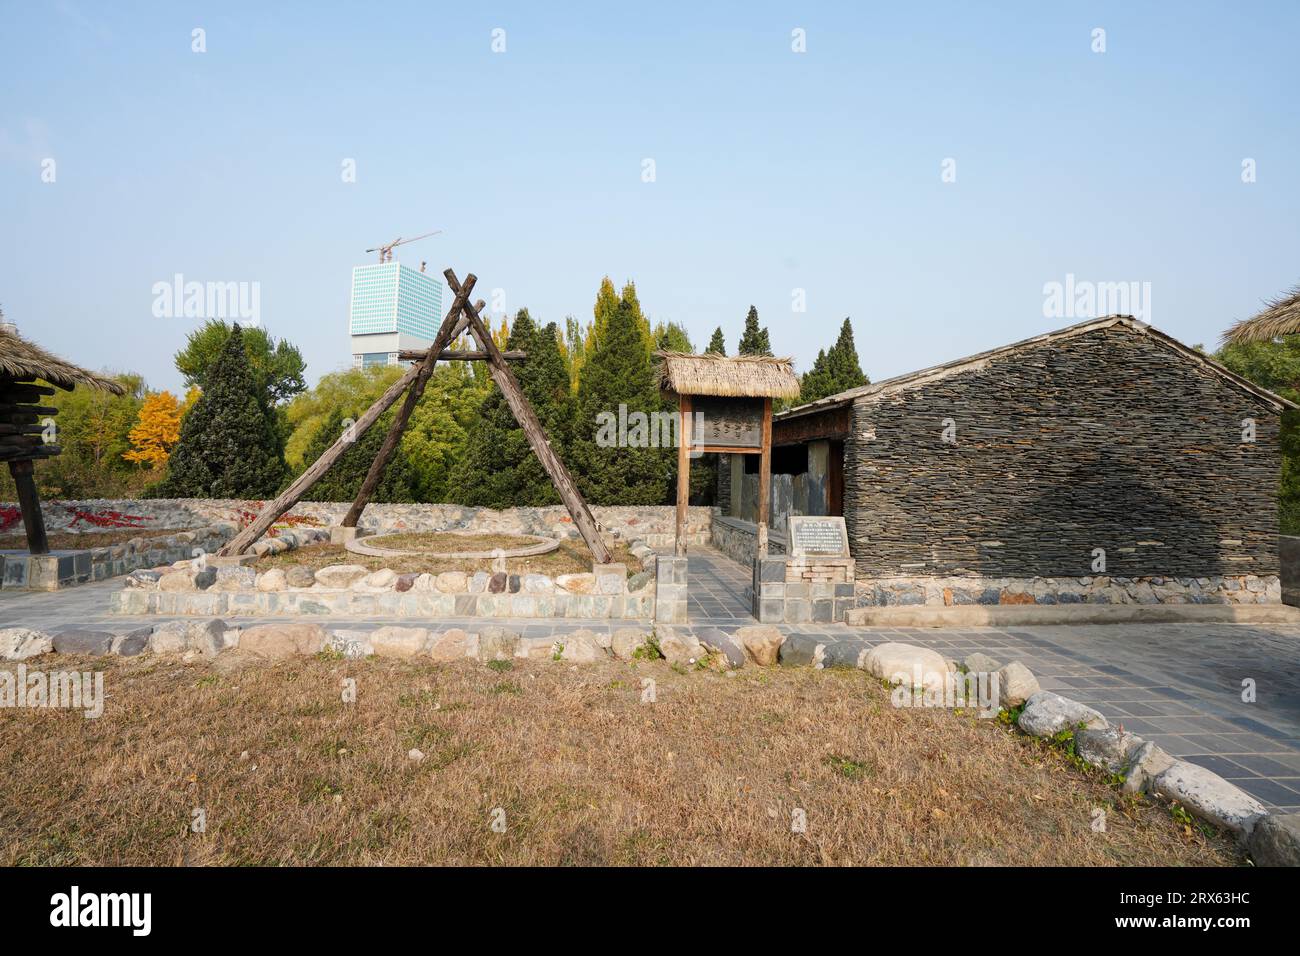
[655,352,801,399]
[0,325,126,393]
[1223,285,1300,345]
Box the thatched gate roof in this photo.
[0,325,126,393]
[655,352,801,398]
[1223,286,1300,344]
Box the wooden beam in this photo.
[397,349,526,362]
[675,395,692,557]
[756,397,772,557]
[217,360,427,555]
[8,459,48,555]
[457,287,613,566]
[341,273,480,529]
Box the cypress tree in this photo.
[572,298,672,504]
[154,325,285,498]
[296,408,418,503]
[706,327,727,355]
[737,306,772,356]
[800,317,868,403]
[450,310,575,508]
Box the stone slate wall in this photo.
[842,326,1282,580]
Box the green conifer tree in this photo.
[154,325,286,498]
[737,306,772,356]
[706,327,727,355]
[295,408,418,503]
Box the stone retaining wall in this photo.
[5,498,712,546]
[1,525,234,591]
[855,573,1282,607]
[710,513,785,566]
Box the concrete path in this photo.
[4,546,1300,811]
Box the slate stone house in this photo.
[714,315,1292,606]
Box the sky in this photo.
[2,1,1298,395]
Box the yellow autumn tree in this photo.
[124,389,192,468]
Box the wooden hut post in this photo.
[675,395,692,557]
[757,397,772,557]
[7,459,48,555]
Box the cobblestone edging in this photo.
[1,524,235,591]
[111,535,660,621]
[856,574,1283,607]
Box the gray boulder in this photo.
[1248,813,1300,866]
[0,627,53,660]
[1017,691,1108,737]
[963,652,1002,674]
[996,661,1040,709]
[1152,760,1267,838]
[1075,727,1144,774]
[696,627,745,668]
[52,630,116,656]
[479,626,520,662]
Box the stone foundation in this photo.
[1,524,234,591]
[753,554,856,624]
[655,556,689,624]
[855,574,1283,607]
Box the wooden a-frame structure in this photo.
[219,268,612,563]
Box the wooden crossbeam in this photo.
[397,349,526,362]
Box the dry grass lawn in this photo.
[255,538,639,578]
[0,654,1242,866]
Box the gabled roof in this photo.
[777,315,1295,421]
[656,351,801,398]
[0,325,127,394]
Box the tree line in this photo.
[5,277,875,509]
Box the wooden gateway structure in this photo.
[0,324,127,554]
[221,268,612,563]
[656,352,801,557]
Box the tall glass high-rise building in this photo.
[348,262,443,367]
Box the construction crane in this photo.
[365,230,442,263]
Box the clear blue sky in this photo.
[2,1,1297,394]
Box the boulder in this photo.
[996,661,1040,708]
[394,572,418,593]
[357,568,398,590]
[488,572,508,593]
[696,627,746,668]
[125,569,162,589]
[285,565,316,589]
[428,628,475,661]
[468,572,490,594]
[963,652,1002,674]
[0,628,53,660]
[435,571,468,594]
[658,628,703,666]
[1075,727,1143,773]
[313,564,369,588]
[861,642,948,690]
[1248,813,1300,866]
[113,627,153,657]
[478,626,520,662]
[52,630,115,656]
[1152,761,1267,838]
[369,626,430,659]
[158,571,195,592]
[559,630,607,663]
[324,629,374,659]
[1121,740,1177,794]
[1017,691,1108,737]
[412,573,437,592]
[147,619,233,657]
[522,573,554,594]
[734,625,784,666]
[210,566,256,591]
[239,623,325,660]
[556,573,595,594]
[256,569,288,592]
[611,627,649,661]
[193,567,218,590]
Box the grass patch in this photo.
[0,654,1244,866]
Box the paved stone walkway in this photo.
[4,546,1300,811]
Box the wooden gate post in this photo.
[756,397,772,557]
[675,395,692,557]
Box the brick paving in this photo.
[4,545,1300,811]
